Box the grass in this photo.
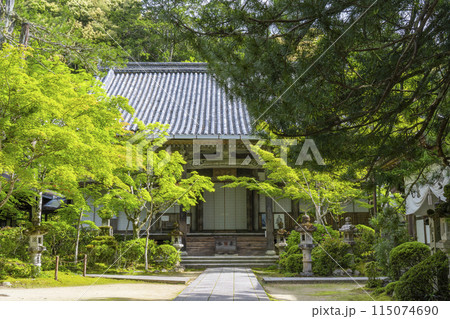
[1,271,151,289]
[252,266,392,301]
[261,282,392,301]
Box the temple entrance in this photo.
[203,183,247,231]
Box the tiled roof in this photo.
[102,62,254,138]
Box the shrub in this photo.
[353,224,376,260]
[389,241,430,280]
[312,223,339,244]
[384,281,397,296]
[42,221,77,257]
[311,237,352,276]
[365,261,383,288]
[154,244,180,270]
[370,207,410,273]
[86,236,118,266]
[285,254,303,273]
[395,250,449,301]
[119,238,157,267]
[0,258,34,278]
[0,227,29,260]
[286,230,300,248]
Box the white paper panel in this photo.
[274,197,291,213]
[215,184,225,229]
[225,187,236,229]
[203,186,215,230]
[235,187,247,229]
[416,219,425,243]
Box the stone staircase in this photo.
[181,255,279,269]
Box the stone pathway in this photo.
[175,267,269,301]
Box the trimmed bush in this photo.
[389,241,430,280]
[155,244,180,270]
[285,254,303,273]
[312,223,339,244]
[286,230,300,248]
[395,250,449,301]
[353,224,376,260]
[119,238,157,267]
[0,258,35,278]
[384,281,397,296]
[311,237,352,276]
[86,235,118,266]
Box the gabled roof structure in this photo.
[102,62,254,139]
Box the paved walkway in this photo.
[175,267,269,301]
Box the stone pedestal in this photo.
[298,215,317,275]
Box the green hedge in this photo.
[389,241,430,281]
[285,254,303,273]
[0,258,36,278]
[86,235,118,266]
[311,237,352,276]
[155,244,180,270]
[119,238,157,267]
[394,250,449,301]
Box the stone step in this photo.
[183,263,277,269]
[181,255,278,268]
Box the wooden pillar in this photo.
[253,191,259,231]
[179,169,188,253]
[246,189,253,231]
[197,200,203,232]
[265,196,276,255]
[291,199,299,227]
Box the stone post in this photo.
[298,215,317,275]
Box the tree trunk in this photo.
[0,0,16,45]
[74,209,84,264]
[144,228,150,271]
[19,22,29,46]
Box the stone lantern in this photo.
[28,230,47,268]
[339,217,356,247]
[298,215,317,275]
[170,223,184,253]
[275,227,288,255]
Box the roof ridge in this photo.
[114,62,209,73]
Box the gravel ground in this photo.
[0,283,186,301]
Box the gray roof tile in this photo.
[102,62,253,138]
